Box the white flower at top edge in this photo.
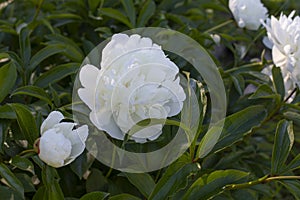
[263,11,300,86]
[78,33,186,143]
[38,111,88,168]
[229,0,268,30]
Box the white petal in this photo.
[78,64,99,110]
[38,129,72,168]
[90,111,124,140]
[40,111,64,135]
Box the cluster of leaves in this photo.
[0,0,300,199]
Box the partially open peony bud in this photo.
[229,0,268,30]
[37,111,88,168]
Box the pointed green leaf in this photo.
[10,103,39,145]
[124,173,155,198]
[197,105,267,158]
[0,105,16,119]
[11,85,53,105]
[80,191,109,200]
[29,44,66,71]
[34,63,79,88]
[271,120,294,174]
[0,62,17,103]
[182,170,249,200]
[121,0,136,27]
[137,0,156,27]
[249,84,277,99]
[109,194,141,200]
[19,27,31,66]
[0,163,24,198]
[99,8,133,28]
[10,156,35,174]
[149,162,199,200]
[272,66,285,100]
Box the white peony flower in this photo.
[38,111,88,168]
[229,0,268,30]
[78,33,186,143]
[263,11,300,86]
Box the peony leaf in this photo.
[10,103,39,146]
[0,163,24,199]
[271,120,294,174]
[80,191,109,200]
[182,169,249,200]
[0,62,17,103]
[137,0,156,27]
[197,105,267,158]
[34,63,79,88]
[109,194,141,200]
[11,85,53,106]
[272,66,285,101]
[123,172,155,198]
[149,154,199,200]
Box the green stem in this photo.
[18,149,37,156]
[224,175,300,190]
[204,20,234,34]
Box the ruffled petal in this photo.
[40,111,64,135]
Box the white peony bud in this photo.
[38,111,88,168]
[229,0,268,30]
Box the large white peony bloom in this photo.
[78,33,186,143]
[229,0,268,30]
[38,111,88,168]
[263,11,300,86]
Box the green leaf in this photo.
[0,62,17,103]
[99,8,133,28]
[280,180,300,200]
[10,103,39,145]
[86,168,108,193]
[88,0,102,12]
[15,173,36,192]
[0,185,23,200]
[272,66,285,100]
[11,85,53,105]
[32,186,47,200]
[249,84,277,99]
[34,63,79,88]
[41,165,64,200]
[197,105,267,158]
[29,44,66,71]
[0,163,24,198]
[124,173,155,198]
[10,156,35,174]
[182,170,249,200]
[70,152,94,179]
[121,0,136,27]
[0,105,16,119]
[149,163,199,200]
[137,0,156,27]
[230,74,245,95]
[19,27,31,66]
[109,194,141,200]
[271,120,294,174]
[45,34,84,62]
[283,111,300,126]
[80,191,109,200]
[287,154,300,171]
